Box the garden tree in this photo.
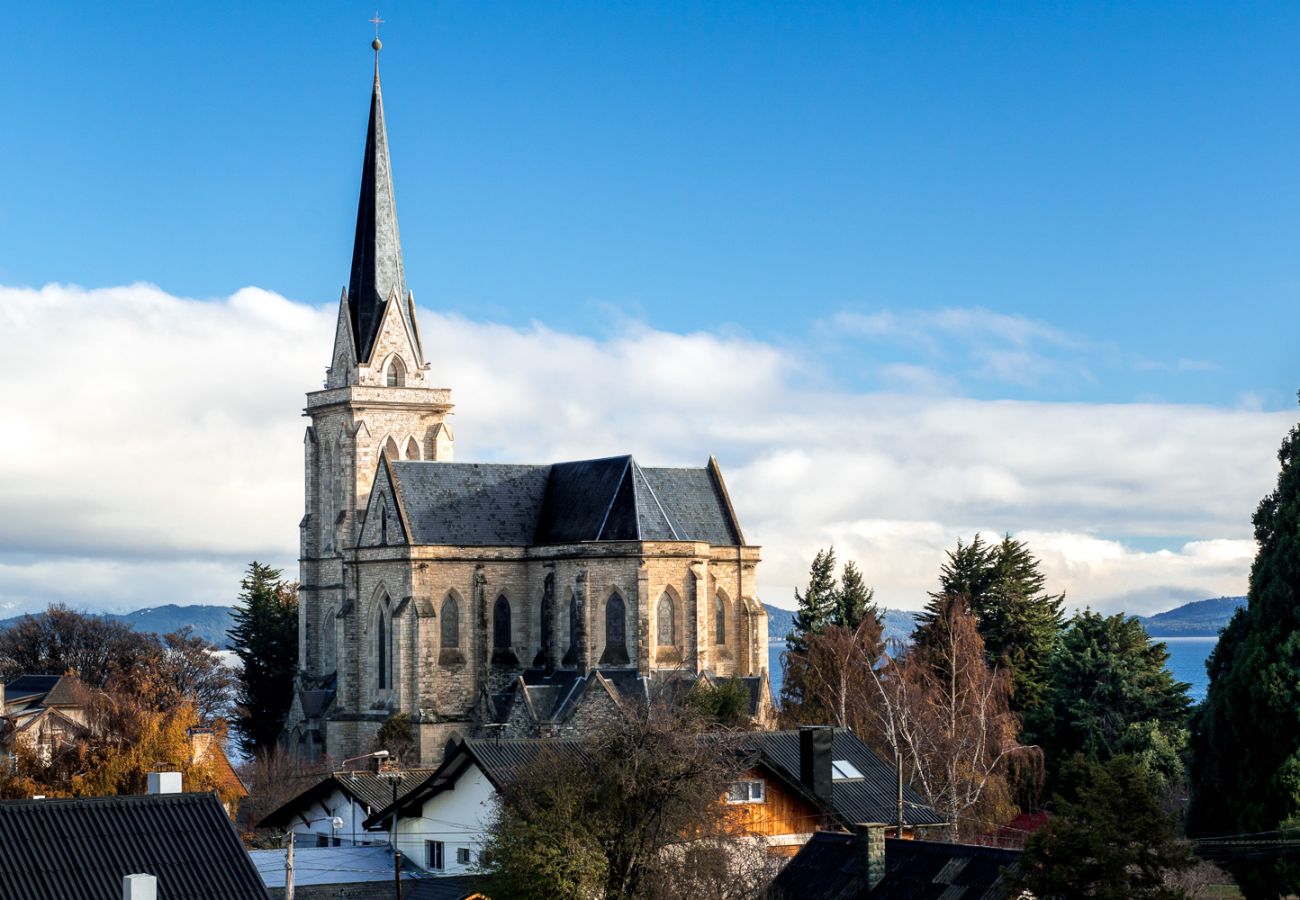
[687,677,756,729]
[867,594,1034,840]
[1190,402,1300,896]
[228,562,299,758]
[915,535,1064,715]
[481,699,770,900]
[836,560,878,631]
[780,619,884,734]
[1007,755,1196,899]
[0,603,153,685]
[786,547,839,655]
[106,627,235,722]
[1028,611,1190,790]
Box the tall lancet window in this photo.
[563,595,578,667]
[600,592,629,666]
[375,595,392,691]
[440,595,459,648]
[380,505,389,545]
[493,595,512,649]
[714,593,727,645]
[657,593,676,647]
[386,357,406,387]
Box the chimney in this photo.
[799,726,833,805]
[854,823,887,890]
[122,874,157,900]
[146,772,182,795]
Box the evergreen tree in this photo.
[915,534,1064,715]
[1029,611,1190,789]
[228,561,299,758]
[1008,755,1196,899]
[1189,402,1300,895]
[786,547,838,655]
[978,535,1066,714]
[835,560,878,631]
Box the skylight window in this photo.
[832,760,864,782]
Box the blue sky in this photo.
[6,2,1299,408]
[2,3,1299,614]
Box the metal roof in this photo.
[748,730,945,828]
[0,792,267,900]
[257,769,437,829]
[250,846,418,888]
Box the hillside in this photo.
[763,603,917,644]
[1137,596,1246,637]
[0,604,236,649]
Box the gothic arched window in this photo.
[714,593,726,645]
[386,357,406,387]
[600,592,629,666]
[384,436,400,460]
[493,595,512,649]
[563,595,578,667]
[405,437,421,461]
[375,596,391,691]
[321,609,337,674]
[539,574,555,665]
[657,593,675,647]
[440,594,459,648]
[380,505,389,545]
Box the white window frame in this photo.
[831,759,865,782]
[726,779,766,804]
[426,839,445,871]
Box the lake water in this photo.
[767,635,1216,705]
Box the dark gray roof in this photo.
[347,57,418,363]
[876,838,1020,899]
[406,875,488,900]
[0,792,267,900]
[384,455,745,547]
[769,834,1020,900]
[748,730,944,828]
[257,769,436,829]
[4,674,61,704]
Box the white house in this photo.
[258,768,435,847]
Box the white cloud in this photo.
[0,283,1290,618]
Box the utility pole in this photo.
[393,849,403,900]
[896,750,905,837]
[285,831,295,900]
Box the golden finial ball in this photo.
[372,38,383,51]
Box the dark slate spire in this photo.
[347,42,419,363]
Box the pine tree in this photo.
[977,535,1066,714]
[1189,401,1300,895]
[786,547,838,655]
[228,561,299,758]
[835,560,879,631]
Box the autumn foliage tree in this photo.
[869,594,1035,840]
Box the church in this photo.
[285,43,771,764]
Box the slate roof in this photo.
[383,455,745,548]
[768,833,1020,900]
[748,730,945,828]
[0,791,267,900]
[3,674,63,710]
[257,769,437,829]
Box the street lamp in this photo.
[339,750,391,846]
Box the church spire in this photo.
[347,35,420,364]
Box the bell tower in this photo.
[298,38,454,688]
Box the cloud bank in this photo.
[0,283,1289,617]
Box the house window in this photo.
[726,780,765,804]
[832,760,865,782]
[456,847,472,865]
[426,840,445,871]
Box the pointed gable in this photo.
[359,456,409,547]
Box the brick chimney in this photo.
[798,726,833,805]
[854,823,887,889]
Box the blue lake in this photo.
[767,635,1216,705]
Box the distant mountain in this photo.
[0,604,236,649]
[764,603,917,644]
[1137,596,1246,638]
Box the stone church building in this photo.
[284,47,771,764]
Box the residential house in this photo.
[0,785,268,899]
[365,726,942,876]
[767,824,1023,899]
[0,674,90,761]
[257,766,437,847]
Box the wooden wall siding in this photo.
[723,775,827,838]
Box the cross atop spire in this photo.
[345,35,422,364]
